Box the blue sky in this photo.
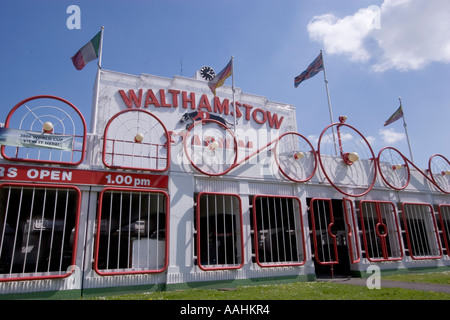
[1,0,449,169]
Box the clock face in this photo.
[200,66,215,81]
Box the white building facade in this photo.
[0,69,449,298]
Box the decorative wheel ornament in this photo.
[274,132,317,183]
[377,147,410,190]
[317,119,377,197]
[184,119,238,176]
[1,95,87,165]
[428,154,450,194]
[103,109,170,171]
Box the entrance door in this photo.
[308,198,356,277]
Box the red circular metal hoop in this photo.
[317,122,377,197]
[1,95,87,165]
[274,132,317,183]
[183,119,238,176]
[102,108,170,172]
[428,154,450,194]
[377,146,411,190]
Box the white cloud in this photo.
[379,128,405,144]
[307,0,450,72]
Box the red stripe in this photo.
[71,50,86,70]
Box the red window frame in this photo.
[358,200,403,262]
[0,182,81,282]
[437,204,450,257]
[252,195,306,267]
[93,187,169,276]
[195,192,244,271]
[401,202,442,260]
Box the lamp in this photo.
[294,152,304,160]
[43,121,54,133]
[134,133,144,143]
[209,141,219,150]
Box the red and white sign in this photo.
[0,164,168,189]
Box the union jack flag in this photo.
[384,105,404,126]
[294,52,324,88]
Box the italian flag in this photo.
[71,31,101,70]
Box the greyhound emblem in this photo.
[179,111,235,129]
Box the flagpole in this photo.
[399,97,414,163]
[231,56,236,133]
[321,50,338,155]
[91,26,104,135]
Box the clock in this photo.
[200,66,215,81]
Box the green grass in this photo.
[85,271,450,300]
[383,271,450,285]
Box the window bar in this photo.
[127,193,132,268]
[106,191,113,270]
[414,205,427,256]
[271,197,280,262]
[258,197,265,262]
[278,198,286,262]
[368,202,379,258]
[266,197,273,262]
[48,188,58,273]
[146,192,151,269]
[293,199,301,261]
[117,191,123,269]
[215,195,220,264]
[284,198,293,262]
[59,189,70,273]
[0,187,12,272]
[229,196,235,265]
[23,187,36,274]
[35,188,47,273]
[10,187,23,275]
[412,205,423,256]
[319,200,330,263]
[440,205,450,254]
[156,193,161,268]
[221,195,227,265]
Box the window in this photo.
[251,195,306,267]
[0,183,81,281]
[308,198,338,265]
[195,192,244,270]
[358,200,403,261]
[401,203,442,259]
[94,188,168,275]
[437,204,450,257]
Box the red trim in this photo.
[195,192,244,271]
[343,198,360,264]
[1,95,87,166]
[0,182,81,282]
[93,187,169,276]
[252,194,306,267]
